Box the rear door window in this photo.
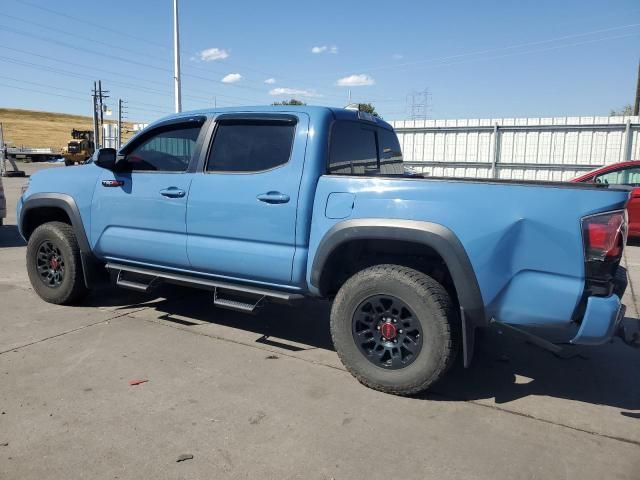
[207,120,295,173]
[378,128,404,175]
[328,121,403,175]
[329,122,378,175]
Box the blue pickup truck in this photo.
[17,106,631,395]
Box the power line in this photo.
[0,23,303,101]
[0,12,156,61]
[0,55,256,107]
[0,74,91,96]
[309,22,640,78]
[0,82,85,101]
[423,32,640,70]
[0,44,262,104]
[11,0,170,49]
[7,0,634,106]
[0,9,400,104]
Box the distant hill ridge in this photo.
[0,108,131,151]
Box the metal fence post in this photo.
[491,123,500,179]
[623,118,633,162]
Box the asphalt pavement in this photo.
[1,163,639,480]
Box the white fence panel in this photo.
[390,115,639,181]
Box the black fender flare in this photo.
[20,193,103,288]
[310,219,487,329]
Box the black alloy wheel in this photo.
[352,294,423,369]
[36,240,65,288]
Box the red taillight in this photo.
[582,211,626,261]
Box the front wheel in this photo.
[26,221,88,304]
[330,265,459,396]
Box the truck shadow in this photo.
[84,285,640,412]
[427,327,640,413]
[0,225,27,248]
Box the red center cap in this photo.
[380,322,397,340]
[50,258,59,270]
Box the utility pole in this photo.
[348,89,352,104]
[117,99,127,149]
[98,80,104,128]
[92,81,100,149]
[173,0,182,113]
[634,60,640,116]
[98,80,109,131]
[0,123,5,177]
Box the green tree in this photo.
[610,104,633,116]
[272,99,306,106]
[357,103,380,118]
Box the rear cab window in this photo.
[328,120,403,176]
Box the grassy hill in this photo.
[0,108,132,151]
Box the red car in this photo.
[572,160,640,238]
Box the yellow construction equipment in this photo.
[62,129,95,166]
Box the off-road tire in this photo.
[330,264,459,396]
[26,221,88,304]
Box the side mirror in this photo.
[94,148,117,170]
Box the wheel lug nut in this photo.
[398,330,403,334]
[376,326,380,330]
[392,319,397,323]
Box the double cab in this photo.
[18,106,632,395]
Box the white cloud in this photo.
[199,47,229,61]
[269,87,322,98]
[311,45,338,54]
[336,74,375,87]
[264,78,276,84]
[221,73,242,83]
[392,53,404,60]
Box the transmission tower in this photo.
[406,89,431,121]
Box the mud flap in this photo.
[461,306,476,368]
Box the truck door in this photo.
[186,113,308,285]
[90,117,206,268]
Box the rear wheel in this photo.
[330,264,459,395]
[26,221,88,304]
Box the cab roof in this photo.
[153,105,395,131]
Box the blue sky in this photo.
[0,0,638,122]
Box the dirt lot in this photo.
[1,163,639,479]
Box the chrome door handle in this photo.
[159,187,186,198]
[257,191,290,204]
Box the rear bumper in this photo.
[571,265,628,346]
[571,295,625,345]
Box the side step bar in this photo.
[106,263,304,302]
[116,270,157,293]
[213,288,265,313]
